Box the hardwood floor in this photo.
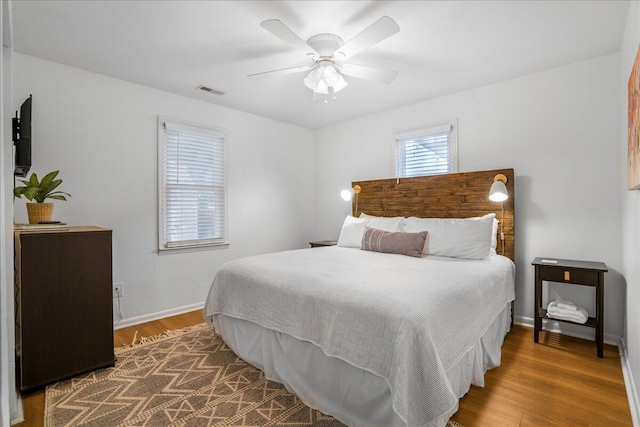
[451,327,632,426]
[17,310,632,427]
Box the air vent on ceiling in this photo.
[197,85,225,95]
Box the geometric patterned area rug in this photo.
[45,323,464,427]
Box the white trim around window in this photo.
[393,119,458,178]
[157,116,229,252]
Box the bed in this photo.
[204,169,515,427]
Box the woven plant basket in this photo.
[26,202,53,224]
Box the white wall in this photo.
[314,53,624,338]
[0,2,13,424]
[12,53,315,323]
[0,45,9,426]
[621,1,640,421]
[0,0,21,423]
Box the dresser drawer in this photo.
[538,266,599,286]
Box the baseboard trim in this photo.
[114,302,205,330]
[620,338,640,426]
[514,315,621,346]
[10,388,24,426]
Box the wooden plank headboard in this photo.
[352,168,515,262]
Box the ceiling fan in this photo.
[248,16,400,102]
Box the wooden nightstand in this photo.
[309,240,337,248]
[532,257,608,358]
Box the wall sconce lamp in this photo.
[489,174,508,202]
[489,174,508,255]
[341,184,361,215]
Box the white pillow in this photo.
[337,215,368,248]
[337,214,404,248]
[403,213,496,260]
[491,218,498,256]
[358,213,404,232]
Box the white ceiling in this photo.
[11,1,629,129]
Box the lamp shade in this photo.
[332,72,348,93]
[303,68,322,91]
[340,189,353,201]
[489,180,508,202]
[341,185,361,201]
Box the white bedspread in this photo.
[204,247,515,427]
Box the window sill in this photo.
[157,242,230,255]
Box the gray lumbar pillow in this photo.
[361,227,428,258]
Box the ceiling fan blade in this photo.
[335,16,400,60]
[261,19,319,56]
[339,63,398,85]
[248,64,314,80]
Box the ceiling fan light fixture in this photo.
[304,64,347,95]
[315,79,329,94]
[303,67,321,90]
[332,73,348,93]
[323,66,340,85]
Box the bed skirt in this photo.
[209,302,511,427]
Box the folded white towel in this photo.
[547,302,589,324]
[547,300,579,312]
[556,299,577,311]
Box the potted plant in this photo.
[14,170,71,224]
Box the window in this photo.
[158,117,228,251]
[394,121,458,178]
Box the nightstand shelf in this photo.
[309,240,337,248]
[532,257,607,358]
[537,308,597,328]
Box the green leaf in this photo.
[28,173,39,187]
[39,171,59,189]
[23,188,39,201]
[48,195,67,201]
[47,191,71,198]
[41,179,62,197]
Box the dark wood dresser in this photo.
[14,226,115,391]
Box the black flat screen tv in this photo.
[13,95,32,178]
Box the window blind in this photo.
[395,124,454,178]
[159,119,227,250]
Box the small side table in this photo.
[532,257,608,358]
[309,240,337,248]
